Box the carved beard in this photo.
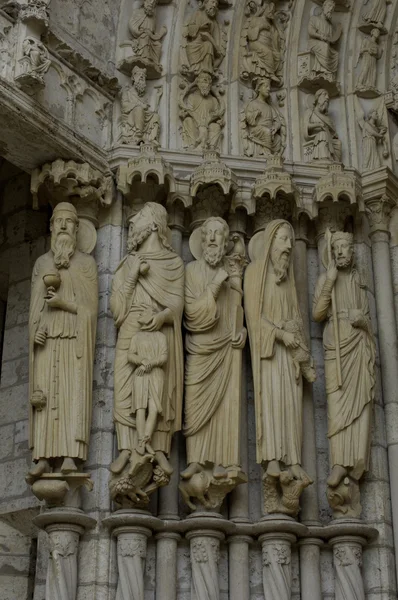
[127,224,153,253]
[271,250,290,284]
[135,79,146,97]
[51,232,76,269]
[335,255,352,269]
[203,245,225,267]
[198,83,211,97]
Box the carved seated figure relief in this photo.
[119,66,162,146]
[303,89,342,163]
[240,77,286,157]
[109,203,184,508]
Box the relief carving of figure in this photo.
[357,103,388,171]
[119,66,162,146]
[28,203,98,479]
[361,0,389,30]
[245,220,315,515]
[308,0,341,82]
[304,89,342,162]
[355,29,382,96]
[181,0,226,78]
[127,0,167,77]
[313,232,376,517]
[241,1,284,85]
[109,203,184,506]
[21,37,51,82]
[180,218,247,510]
[241,77,286,157]
[179,70,225,151]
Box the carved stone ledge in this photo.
[298,52,341,98]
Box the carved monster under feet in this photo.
[263,466,312,517]
[179,465,247,512]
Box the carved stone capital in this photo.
[190,150,237,198]
[365,195,394,235]
[19,0,50,29]
[117,143,175,198]
[314,164,362,207]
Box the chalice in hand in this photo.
[43,271,61,299]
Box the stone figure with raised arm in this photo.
[109,203,184,506]
[313,231,376,517]
[304,88,342,162]
[308,0,341,82]
[244,220,315,516]
[127,0,167,75]
[179,217,247,510]
[182,0,225,77]
[28,202,98,481]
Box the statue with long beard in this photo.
[28,202,98,480]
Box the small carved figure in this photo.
[357,103,388,171]
[181,0,226,78]
[21,37,51,81]
[180,217,247,510]
[127,0,167,77]
[356,29,382,96]
[304,89,342,162]
[241,77,285,157]
[361,0,389,30]
[110,203,184,506]
[313,231,376,517]
[245,220,314,515]
[179,70,225,150]
[119,66,162,146]
[241,1,284,85]
[28,203,98,479]
[308,0,341,82]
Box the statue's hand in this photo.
[140,311,165,332]
[135,365,146,376]
[212,268,229,286]
[45,290,64,309]
[232,327,247,349]
[326,259,338,284]
[282,332,299,349]
[34,329,47,346]
[127,255,145,283]
[349,309,367,329]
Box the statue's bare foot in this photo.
[145,442,155,456]
[213,464,228,479]
[267,460,281,478]
[327,465,347,488]
[61,457,77,474]
[110,449,131,474]
[155,450,173,476]
[290,464,313,483]
[28,458,50,478]
[181,462,201,480]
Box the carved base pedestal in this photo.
[33,509,96,600]
[186,528,225,600]
[28,472,93,508]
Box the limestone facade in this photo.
[0,1,398,599]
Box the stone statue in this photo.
[126,0,167,78]
[313,231,376,518]
[355,29,382,96]
[119,66,162,146]
[28,202,98,479]
[357,104,388,171]
[20,37,51,83]
[361,0,389,30]
[244,220,315,516]
[180,218,247,510]
[241,77,285,157]
[304,89,342,162]
[109,202,184,507]
[181,0,225,78]
[179,70,225,151]
[308,0,341,83]
[241,1,284,85]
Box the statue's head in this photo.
[314,88,329,113]
[255,77,271,100]
[371,27,380,40]
[203,0,218,18]
[368,109,378,123]
[50,202,79,268]
[270,222,293,283]
[323,0,335,18]
[127,202,172,253]
[132,66,147,96]
[201,216,229,267]
[143,0,157,16]
[331,231,354,269]
[196,70,213,97]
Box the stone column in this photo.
[365,195,398,581]
[227,535,252,600]
[114,526,152,600]
[33,509,96,600]
[293,215,323,600]
[155,533,181,600]
[186,529,225,600]
[330,535,366,600]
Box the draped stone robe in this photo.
[29,250,98,461]
[185,10,223,75]
[110,250,184,455]
[313,269,375,473]
[184,258,240,467]
[308,14,339,76]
